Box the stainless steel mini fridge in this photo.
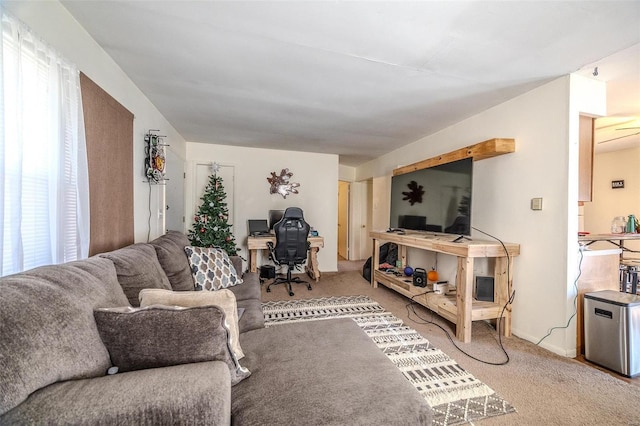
[584,290,640,377]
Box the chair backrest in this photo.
[273,207,310,265]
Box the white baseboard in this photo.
[511,328,577,358]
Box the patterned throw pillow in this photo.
[184,246,243,291]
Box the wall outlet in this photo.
[531,197,543,210]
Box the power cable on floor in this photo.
[405,290,513,366]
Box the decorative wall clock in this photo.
[144,129,168,184]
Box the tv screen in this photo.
[390,158,472,236]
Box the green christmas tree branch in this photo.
[187,173,240,256]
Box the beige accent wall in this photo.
[584,146,640,256]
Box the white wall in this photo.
[357,75,606,356]
[186,143,339,273]
[584,147,640,254]
[4,0,187,243]
[339,164,356,182]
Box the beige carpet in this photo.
[262,265,640,426]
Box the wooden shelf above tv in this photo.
[393,138,515,176]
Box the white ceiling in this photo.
[577,44,640,154]
[61,1,640,166]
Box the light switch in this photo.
[531,197,543,211]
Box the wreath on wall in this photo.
[402,180,424,205]
[267,168,300,198]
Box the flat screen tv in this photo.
[390,158,472,236]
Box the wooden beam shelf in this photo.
[393,138,515,176]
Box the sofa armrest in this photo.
[0,363,231,425]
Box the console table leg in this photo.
[371,239,380,288]
[495,256,513,337]
[249,249,257,273]
[456,257,474,343]
[305,247,321,282]
[399,245,407,268]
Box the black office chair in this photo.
[266,207,311,296]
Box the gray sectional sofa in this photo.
[0,231,432,425]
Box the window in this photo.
[1,11,89,276]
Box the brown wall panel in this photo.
[80,73,134,255]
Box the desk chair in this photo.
[266,207,311,296]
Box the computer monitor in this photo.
[268,209,284,230]
[248,219,269,236]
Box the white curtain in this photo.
[0,11,90,276]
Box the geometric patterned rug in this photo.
[262,295,516,426]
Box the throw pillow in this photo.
[99,243,172,306]
[139,288,244,359]
[149,231,195,292]
[93,305,250,385]
[184,246,243,291]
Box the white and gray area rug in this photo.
[262,295,516,426]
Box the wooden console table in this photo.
[370,230,520,342]
[247,235,324,282]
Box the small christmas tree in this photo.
[187,164,240,256]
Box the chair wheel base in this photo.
[265,265,311,297]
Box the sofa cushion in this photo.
[149,231,195,292]
[0,257,129,415]
[236,298,266,333]
[185,246,242,291]
[0,362,231,425]
[139,288,244,359]
[228,271,261,302]
[100,243,172,306]
[94,305,250,385]
[233,319,432,425]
